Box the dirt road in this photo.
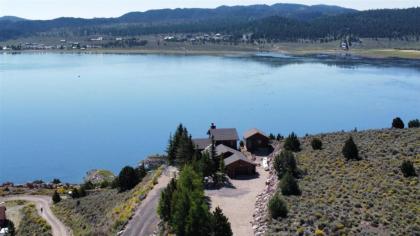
[206,163,269,236]
[122,167,176,236]
[0,195,71,236]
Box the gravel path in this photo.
[206,162,269,236]
[0,195,71,236]
[122,166,176,236]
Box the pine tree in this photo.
[158,178,177,221]
[71,188,80,199]
[211,207,233,236]
[52,190,61,204]
[283,132,301,152]
[280,172,301,196]
[117,166,140,192]
[268,192,288,219]
[342,136,360,160]
[274,150,298,178]
[408,119,420,128]
[392,117,405,129]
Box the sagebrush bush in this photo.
[342,136,360,160]
[392,117,404,129]
[401,160,417,177]
[311,138,323,150]
[268,192,288,219]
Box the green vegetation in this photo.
[400,160,417,177]
[274,150,298,178]
[268,192,288,219]
[211,207,233,236]
[392,117,405,129]
[17,204,52,236]
[117,166,141,192]
[52,167,163,235]
[268,128,420,235]
[52,190,61,204]
[283,132,301,152]
[3,220,15,236]
[279,172,301,196]
[342,136,360,160]
[408,119,420,128]
[52,178,61,184]
[311,138,323,150]
[157,165,232,236]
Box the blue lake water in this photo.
[1,53,420,183]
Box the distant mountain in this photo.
[0,16,27,22]
[0,4,419,42]
[0,3,355,41]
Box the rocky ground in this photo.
[253,128,419,236]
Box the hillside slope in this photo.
[268,128,420,235]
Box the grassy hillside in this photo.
[52,167,163,236]
[268,128,419,235]
[17,203,52,236]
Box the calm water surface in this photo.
[1,53,419,183]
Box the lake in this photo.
[1,52,419,183]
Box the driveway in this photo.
[0,195,71,236]
[122,166,176,236]
[206,162,269,236]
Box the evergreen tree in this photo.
[79,186,87,197]
[392,117,405,129]
[408,119,420,128]
[158,178,177,222]
[211,207,233,236]
[280,172,301,196]
[71,188,80,199]
[137,163,147,180]
[342,136,360,160]
[283,132,301,152]
[401,160,417,177]
[268,192,288,219]
[52,190,61,204]
[274,150,298,178]
[117,166,140,192]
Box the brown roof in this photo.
[243,128,268,139]
[209,128,239,141]
[224,152,256,166]
[0,206,6,220]
[192,138,212,150]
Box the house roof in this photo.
[224,152,256,166]
[209,128,239,141]
[243,128,268,139]
[215,144,238,156]
[192,138,212,150]
[0,206,6,220]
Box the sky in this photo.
[1,0,419,20]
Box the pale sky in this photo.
[1,0,419,20]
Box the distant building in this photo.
[208,124,239,149]
[243,128,270,152]
[224,152,256,178]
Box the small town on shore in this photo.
[0,117,419,236]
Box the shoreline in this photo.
[4,47,420,60]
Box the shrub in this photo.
[239,140,244,147]
[268,192,288,219]
[401,160,417,177]
[311,138,323,150]
[283,132,301,152]
[342,136,360,160]
[71,188,80,199]
[269,133,275,140]
[280,172,301,196]
[52,178,61,184]
[276,134,283,141]
[274,150,298,178]
[52,190,61,204]
[117,166,140,192]
[4,219,15,236]
[79,186,87,197]
[392,117,404,129]
[408,119,420,128]
[211,207,233,236]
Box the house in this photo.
[208,124,239,149]
[224,152,256,178]
[243,128,270,152]
[192,138,212,151]
[0,205,6,228]
[203,144,238,159]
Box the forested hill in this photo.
[0,4,419,42]
[0,3,355,41]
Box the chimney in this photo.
[210,123,216,130]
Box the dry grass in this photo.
[267,128,420,236]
